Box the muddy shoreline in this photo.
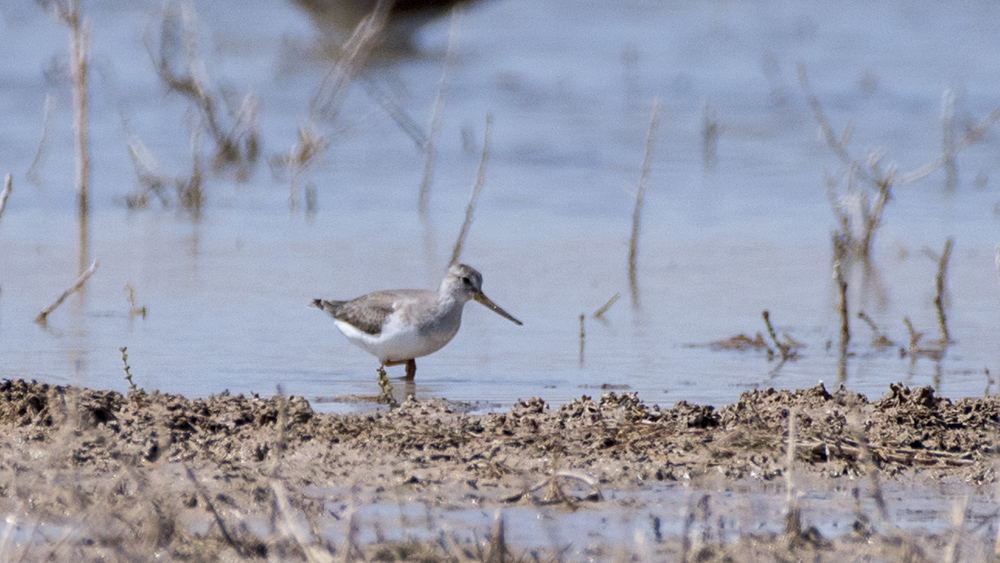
[2,378,998,560]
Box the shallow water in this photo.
[1,0,1000,412]
[312,479,999,553]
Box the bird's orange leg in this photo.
[384,359,417,380]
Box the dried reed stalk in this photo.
[629,98,661,308]
[184,465,247,558]
[27,93,55,185]
[310,0,389,123]
[37,0,91,207]
[418,8,461,219]
[834,258,850,356]
[934,237,954,345]
[449,113,492,267]
[68,0,90,208]
[272,481,336,563]
[941,89,957,191]
[593,293,620,320]
[36,260,98,324]
[783,409,802,544]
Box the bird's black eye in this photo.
[461,276,472,286]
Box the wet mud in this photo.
[1,378,998,561]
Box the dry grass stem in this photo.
[418,8,461,219]
[944,495,970,563]
[125,137,174,208]
[902,100,1000,186]
[833,258,850,358]
[310,0,389,124]
[802,62,1000,264]
[125,283,147,318]
[783,409,808,547]
[761,310,799,361]
[450,113,492,267]
[148,0,260,169]
[184,464,249,558]
[850,419,889,524]
[578,313,585,367]
[0,174,11,229]
[857,311,897,347]
[68,0,90,206]
[941,89,957,191]
[504,470,602,506]
[26,93,55,185]
[593,293,620,322]
[38,0,91,205]
[276,124,329,211]
[933,237,954,345]
[35,260,98,324]
[356,78,427,149]
[629,97,661,308]
[487,511,507,563]
[273,481,336,563]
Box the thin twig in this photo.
[272,481,336,563]
[147,1,259,168]
[450,113,492,267]
[903,316,920,351]
[629,98,661,308]
[36,260,98,324]
[857,311,897,347]
[783,409,802,545]
[593,293,620,320]
[762,310,792,361]
[125,283,147,318]
[418,8,461,219]
[184,465,248,558]
[578,314,585,367]
[26,93,55,185]
[941,89,957,191]
[833,258,850,357]
[309,0,389,123]
[801,61,1000,188]
[944,495,970,563]
[68,0,90,206]
[356,78,427,150]
[487,510,507,563]
[934,237,954,345]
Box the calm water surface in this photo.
[1,0,999,412]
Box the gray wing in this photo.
[312,290,427,336]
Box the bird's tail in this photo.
[310,299,344,316]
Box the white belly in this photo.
[334,313,459,363]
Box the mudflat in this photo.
[0,378,997,561]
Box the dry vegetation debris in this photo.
[1,378,998,560]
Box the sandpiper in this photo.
[311,264,522,379]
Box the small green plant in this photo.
[120,346,137,391]
[376,366,398,408]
